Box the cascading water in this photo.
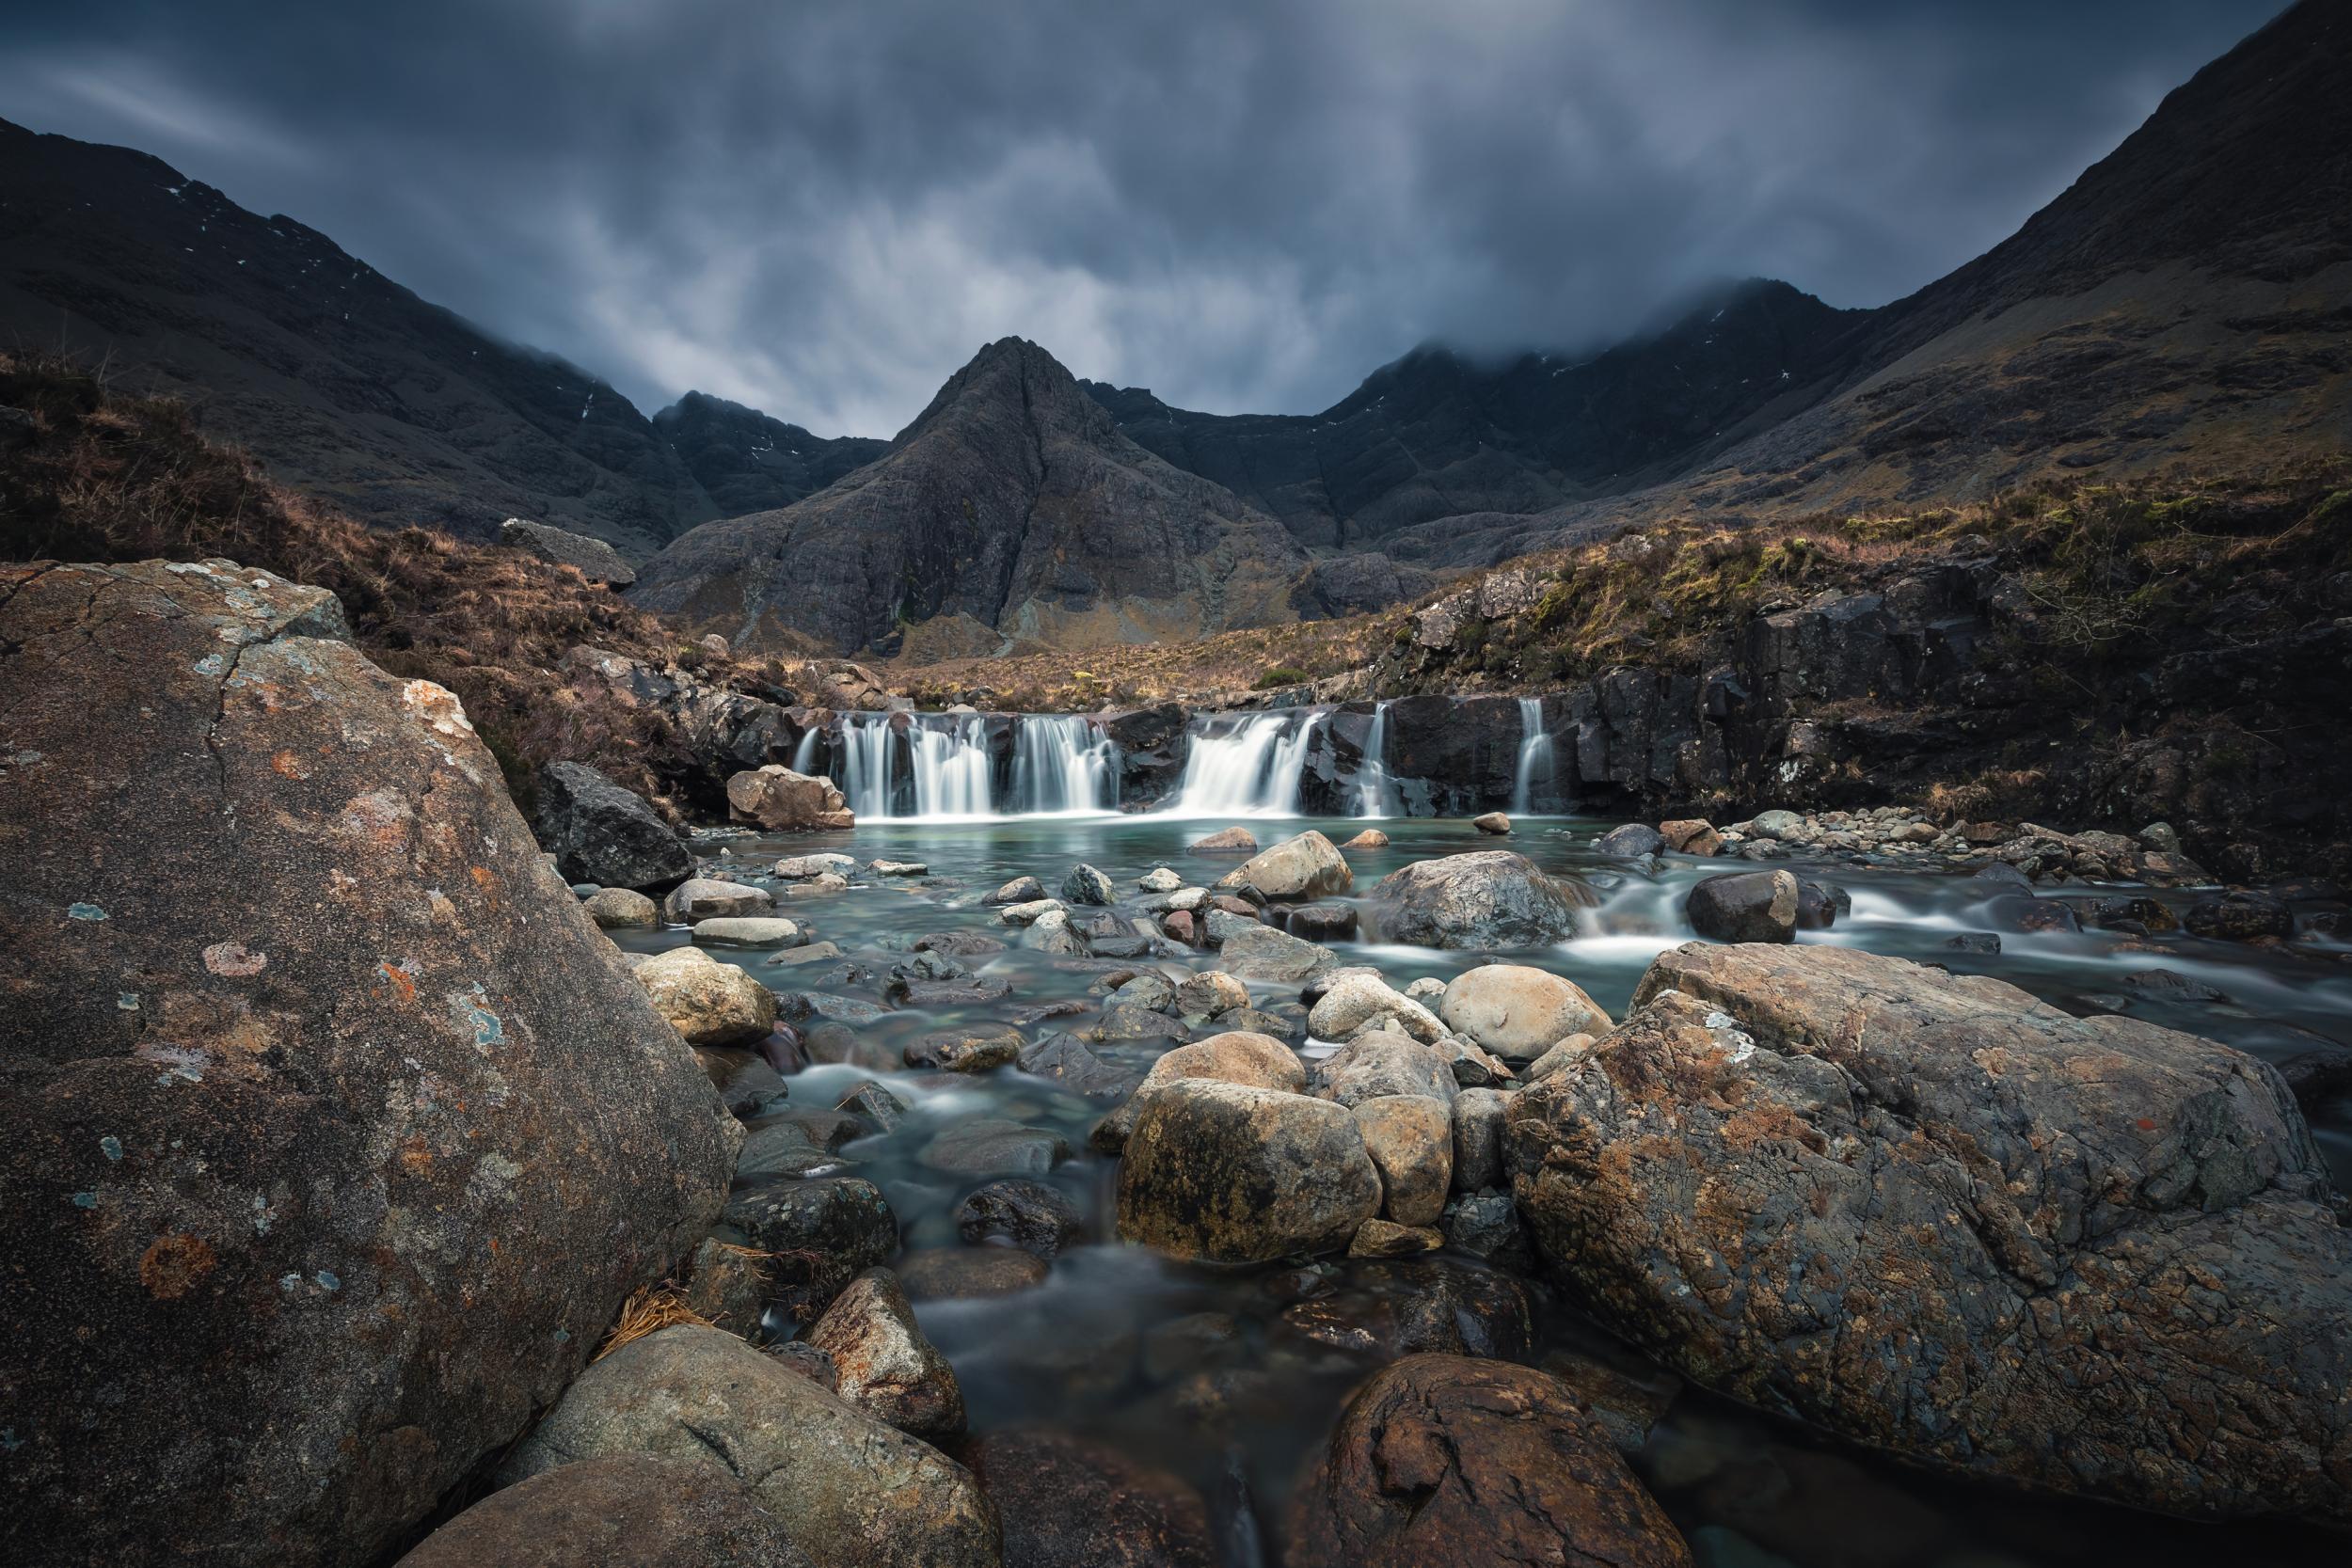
[835,713,905,820]
[1355,700,1398,817]
[907,714,994,819]
[789,726,821,775]
[1009,715,1119,815]
[1511,696,1556,815]
[1163,709,1323,817]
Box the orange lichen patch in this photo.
[594,1284,710,1362]
[269,749,310,780]
[138,1232,218,1300]
[377,961,418,1005]
[396,1134,435,1176]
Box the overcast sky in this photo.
[0,0,2288,436]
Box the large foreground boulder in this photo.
[726,765,854,831]
[1506,942,2352,1521]
[399,1455,811,1567]
[536,761,694,891]
[1221,830,1352,900]
[1117,1080,1380,1261]
[1368,851,1592,948]
[0,562,736,1566]
[500,1325,1000,1568]
[1286,1354,1690,1568]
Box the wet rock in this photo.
[920,1118,1072,1178]
[1308,971,1444,1043]
[1450,1087,1508,1191]
[2185,890,2293,942]
[1109,970,1180,1012]
[1471,811,1511,834]
[722,1178,898,1321]
[803,1021,898,1072]
[1342,829,1390,849]
[953,1179,1084,1258]
[1215,923,1340,982]
[986,874,1045,904]
[766,1339,840,1390]
[1685,869,1801,943]
[681,1238,772,1340]
[1275,1259,1534,1361]
[1090,1002,1191,1043]
[1285,1354,1689,1568]
[1089,1029,1307,1152]
[1017,1031,1137,1101]
[536,761,694,892]
[1438,963,1612,1061]
[1160,910,1198,944]
[1597,823,1665,858]
[765,1107,866,1151]
[1062,863,1117,905]
[898,1246,1050,1301]
[1313,1029,1457,1107]
[1438,1189,1533,1272]
[805,1269,965,1437]
[2277,1044,2352,1111]
[1349,1219,1444,1257]
[585,886,661,928]
[1117,1081,1381,1262]
[1223,1005,1299,1040]
[776,851,859,879]
[1221,830,1353,900]
[1188,826,1258,853]
[964,1429,1216,1568]
[836,1080,909,1132]
[1997,895,2082,934]
[1945,931,2001,955]
[734,1121,840,1180]
[635,947,781,1045]
[1540,1352,1683,1455]
[905,1025,1025,1073]
[666,878,775,923]
[2122,967,2230,1003]
[725,765,854,832]
[499,1326,997,1568]
[1137,866,1184,893]
[1352,1095,1454,1225]
[1368,851,1591,948]
[1140,1311,1242,1382]
[691,915,806,949]
[1287,900,1359,942]
[1507,942,2352,1520]
[396,1455,811,1568]
[868,858,929,877]
[998,896,1066,927]
[1660,818,1722,855]
[915,930,1009,958]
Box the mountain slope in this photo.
[0,118,715,556]
[652,391,888,516]
[629,338,1313,655]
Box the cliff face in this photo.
[0,119,715,556]
[629,338,1313,655]
[653,391,888,517]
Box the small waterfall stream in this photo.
[1008,714,1119,816]
[1355,700,1398,817]
[1162,709,1324,817]
[826,711,1119,821]
[1511,696,1556,815]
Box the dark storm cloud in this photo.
[0,0,2289,435]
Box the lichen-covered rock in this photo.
[1506,942,2352,1521]
[1089,1030,1305,1152]
[1117,1081,1380,1262]
[722,1178,898,1321]
[805,1269,965,1437]
[1368,851,1592,948]
[586,886,661,928]
[0,561,734,1566]
[1286,1355,1689,1568]
[397,1455,810,1568]
[963,1428,1216,1568]
[1220,830,1352,900]
[1215,923,1339,982]
[1308,971,1444,1043]
[1684,869,1801,942]
[1311,1028,1457,1108]
[665,878,774,923]
[1438,963,1612,1060]
[635,946,779,1046]
[1351,1095,1453,1225]
[499,1325,1000,1568]
[725,765,853,831]
[1061,863,1117,905]
[536,761,693,892]
[1188,826,1258,854]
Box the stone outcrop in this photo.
[726,765,853,831]
[536,760,693,891]
[1219,830,1351,900]
[1506,942,2352,1520]
[501,516,640,585]
[1367,851,1592,948]
[500,1325,1000,1568]
[0,561,735,1566]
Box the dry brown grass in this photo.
[593,1283,712,1362]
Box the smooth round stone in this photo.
[691,915,806,948]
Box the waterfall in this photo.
[1009,715,1118,815]
[1354,701,1398,817]
[907,714,994,818]
[788,726,821,775]
[1511,697,1555,815]
[1164,709,1323,817]
[835,713,904,820]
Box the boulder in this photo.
[498,1326,999,1568]
[1286,900,1359,942]
[1137,866,1184,893]
[725,765,854,832]
[635,946,780,1046]
[1351,1095,1454,1225]
[953,1179,1083,1259]
[1595,823,1664,858]
[1368,852,1591,948]
[536,762,693,892]
[1342,828,1391,849]
[665,878,774,923]
[1222,830,1352,900]
[1658,818,1722,855]
[1684,869,1800,942]
[965,1432,1216,1568]
[1286,1355,1690,1568]
[396,1455,810,1568]
[920,1119,1071,1178]
[0,561,734,1565]
[1348,1219,1444,1258]
[1061,863,1117,905]
[1117,1081,1381,1262]
[585,886,661,928]
[1450,1087,1508,1192]
[1307,971,1444,1043]
[721,1178,898,1321]
[907,1025,1025,1073]
[1187,826,1258,854]
[691,916,806,949]
[1506,942,2352,1520]
[1438,963,1612,1060]
[2185,891,2294,942]
[1089,1030,1306,1153]
[774,852,858,879]
[1215,923,1340,982]
[500,516,639,586]
[1173,970,1251,1019]
[1470,812,1511,835]
[805,1269,965,1437]
[1313,1028,1457,1107]
[985,874,1045,904]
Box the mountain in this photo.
[629,338,1313,656]
[652,391,888,515]
[1096,0,2351,566]
[0,117,714,556]
[1087,278,1868,550]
